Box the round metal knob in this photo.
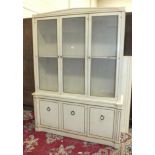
[100,115,105,120]
[46,107,51,111]
[71,111,75,116]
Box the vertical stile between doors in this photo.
[85,15,89,95]
[87,15,92,96]
[58,17,63,94]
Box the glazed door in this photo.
[37,18,59,92]
[61,15,88,95]
[89,14,119,97]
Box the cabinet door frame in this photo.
[33,11,125,100]
[60,14,89,95]
[88,12,125,99]
[33,17,60,92]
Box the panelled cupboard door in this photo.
[63,104,85,134]
[37,18,59,91]
[39,100,59,128]
[62,16,87,95]
[90,14,119,97]
[89,107,114,139]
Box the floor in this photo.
[23,110,132,155]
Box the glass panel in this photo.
[91,16,118,57]
[62,17,85,58]
[39,57,58,91]
[91,58,116,97]
[63,58,85,94]
[37,19,57,57]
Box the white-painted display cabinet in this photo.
[32,8,125,148]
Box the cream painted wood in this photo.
[115,12,126,99]
[121,56,132,132]
[33,97,40,127]
[89,107,114,139]
[61,15,88,95]
[88,12,123,98]
[32,8,127,149]
[33,10,125,99]
[58,17,63,94]
[39,100,59,128]
[63,103,85,134]
[33,96,123,148]
[34,97,122,149]
[32,8,125,18]
[32,18,39,90]
[33,91,123,109]
[35,126,120,149]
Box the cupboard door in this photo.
[62,16,86,94]
[89,107,114,139]
[40,100,59,128]
[90,15,118,97]
[37,18,59,91]
[63,104,85,133]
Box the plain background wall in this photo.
[23,0,97,18]
[23,0,131,18]
[98,0,131,12]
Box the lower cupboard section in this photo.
[33,97,122,148]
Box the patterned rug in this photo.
[23,111,132,155]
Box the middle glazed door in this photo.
[61,15,88,95]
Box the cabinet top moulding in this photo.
[32,7,125,18]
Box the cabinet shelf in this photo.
[91,56,117,60]
[63,56,85,59]
[39,55,58,58]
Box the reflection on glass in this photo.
[63,58,85,94]
[38,19,57,57]
[91,16,118,57]
[91,58,116,97]
[62,17,85,58]
[39,57,58,91]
